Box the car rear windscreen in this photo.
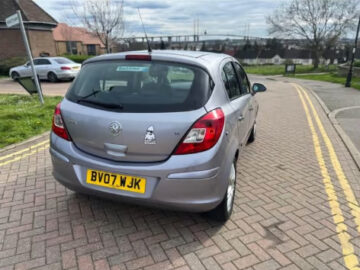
[66,60,213,112]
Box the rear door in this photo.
[221,62,250,148]
[233,62,254,134]
[61,59,212,162]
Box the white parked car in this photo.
[9,57,81,82]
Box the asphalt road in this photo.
[1,78,360,269]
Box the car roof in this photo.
[84,50,233,74]
[33,57,68,60]
[91,50,229,59]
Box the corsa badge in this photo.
[144,126,156,144]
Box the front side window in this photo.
[222,62,241,99]
[66,60,213,112]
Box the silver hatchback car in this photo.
[50,50,266,221]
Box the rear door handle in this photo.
[238,115,244,121]
[249,106,254,111]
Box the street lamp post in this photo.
[345,15,360,88]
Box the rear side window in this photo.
[233,63,250,95]
[66,60,213,112]
[222,62,241,99]
[54,58,73,64]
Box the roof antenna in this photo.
[138,8,152,53]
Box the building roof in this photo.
[0,0,57,25]
[53,23,105,48]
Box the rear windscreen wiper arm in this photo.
[77,99,123,109]
[79,89,102,100]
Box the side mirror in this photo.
[252,83,266,93]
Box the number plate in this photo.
[86,169,146,194]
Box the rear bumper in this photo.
[50,132,234,212]
[56,70,79,79]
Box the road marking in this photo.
[0,143,49,167]
[299,85,360,234]
[294,84,359,269]
[0,140,49,161]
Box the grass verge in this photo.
[291,73,360,91]
[0,94,62,148]
[244,64,337,75]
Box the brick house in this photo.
[53,23,106,56]
[0,0,57,60]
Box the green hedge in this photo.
[0,57,27,76]
[62,54,94,64]
[354,61,360,68]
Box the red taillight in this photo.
[125,54,152,61]
[61,66,71,70]
[52,103,71,141]
[174,108,225,155]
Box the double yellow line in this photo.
[0,140,49,167]
[294,83,360,269]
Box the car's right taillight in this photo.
[52,103,71,141]
[61,66,71,70]
[174,108,225,155]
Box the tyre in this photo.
[208,160,237,222]
[11,71,20,81]
[47,72,58,82]
[247,123,256,144]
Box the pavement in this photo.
[1,78,360,269]
[336,108,360,153]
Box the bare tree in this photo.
[267,0,359,68]
[72,0,125,53]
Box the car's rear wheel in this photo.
[47,72,58,82]
[11,71,20,81]
[247,123,256,143]
[208,160,236,222]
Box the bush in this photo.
[0,57,27,76]
[354,61,360,68]
[62,54,94,64]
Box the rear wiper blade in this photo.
[77,99,123,109]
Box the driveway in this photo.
[0,78,70,96]
[1,77,360,269]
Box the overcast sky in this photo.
[33,0,283,38]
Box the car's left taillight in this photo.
[52,103,71,141]
[174,108,225,155]
[61,66,71,70]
